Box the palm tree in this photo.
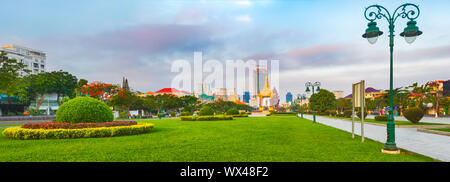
[406,82,431,108]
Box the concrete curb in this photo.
[417,128,450,136]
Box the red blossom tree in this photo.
[80,81,124,102]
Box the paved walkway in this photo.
[367,115,450,124]
[303,115,450,162]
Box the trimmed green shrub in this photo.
[357,111,368,119]
[403,107,424,124]
[328,111,337,116]
[231,113,249,117]
[180,115,233,121]
[375,115,388,121]
[336,113,345,117]
[2,124,154,140]
[344,110,353,118]
[56,97,114,123]
[198,105,214,116]
[181,112,192,116]
[226,108,239,115]
[119,112,129,119]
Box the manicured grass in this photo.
[314,115,447,126]
[0,117,435,162]
[0,124,23,127]
[429,128,450,132]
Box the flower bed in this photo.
[180,115,233,121]
[22,121,137,129]
[229,113,249,117]
[2,123,154,140]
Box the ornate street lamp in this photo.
[305,81,321,123]
[363,3,422,154]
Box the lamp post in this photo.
[296,94,307,118]
[362,3,422,153]
[305,81,321,123]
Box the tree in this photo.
[309,89,336,112]
[80,81,120,102]
[19,72,57,110]
[180,95,200,112]
[108,90,139,115]
[336,99,352,113]
[51,70,78,105]
[0,51,30,104]
[407,82,431,108]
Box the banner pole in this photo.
[352,83,355,139]
[361,80,365,143]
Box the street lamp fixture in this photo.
[362,22,384,44]
[305,81,321,123]
[363,3,422,154]
[400,20,423,44]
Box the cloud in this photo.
[235,15,252,22]
[235,0,252,6]
[174,8,209,25]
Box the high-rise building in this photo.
[1,44,46,75]
[243,91,250,103]
[286,92,293,103]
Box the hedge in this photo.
[226,108,240,115]
[180,116,233,121]
[343,110,353,118]
[22,121,137,129]
[2,124,154,140]
[375,115,388,121]
[229,113,249,117]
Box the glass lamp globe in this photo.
[367,36,379,44]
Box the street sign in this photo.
[352,80,365,142]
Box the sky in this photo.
[1,0,449,102]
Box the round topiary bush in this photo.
[403,107,424,124]
[56,97,114,123]
[357,111,368,119]
[199,105,214,116]
[344,110,353,118]
[226,108,239,115]
[375,115,388,121]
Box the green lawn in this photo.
[429,128,450,132]
[0,117,436,162]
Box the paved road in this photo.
[304,115,450,162]
[367,115,450,124]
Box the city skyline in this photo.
[1,0,449,102]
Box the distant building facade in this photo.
[1,44,46,75]
[286,92,293,103]
[332,91,344,99]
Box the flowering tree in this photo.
[80,81,122,102]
